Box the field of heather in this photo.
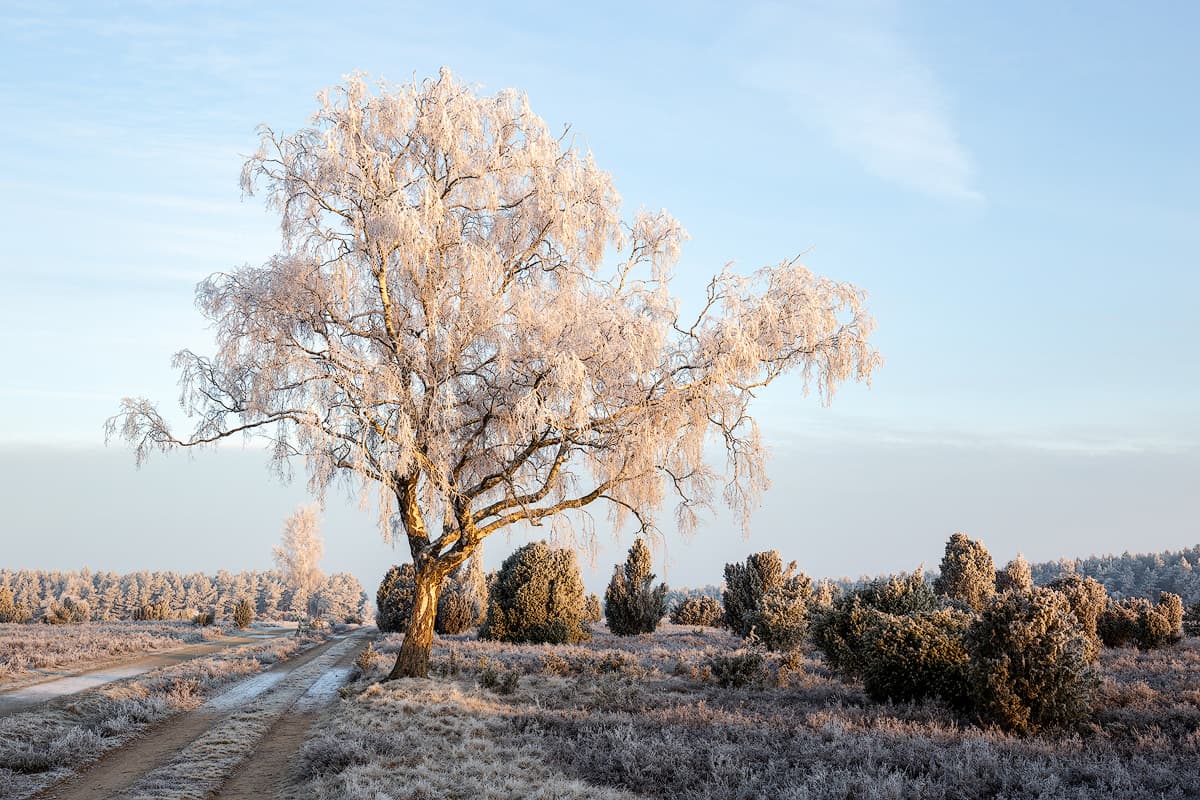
[4,6,1198,800]
[287,624,1200,800]
[0,630,314,800]
[0,621,210,688]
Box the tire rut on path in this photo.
[211,640,367,800]
[0,629,293,718]
[35,633,359,800]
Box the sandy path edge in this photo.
[0,627,292,707]
[212,638,370,799]
[32,634,344,800]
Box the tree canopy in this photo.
[109,69,880,676]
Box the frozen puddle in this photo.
[201,636,356,713]
[0,632,294,717]
[2,664,151,707]
[115,635,368,800]
[294,665,353,712]
[203,670,288,712]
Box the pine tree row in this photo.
[0,568,367,624]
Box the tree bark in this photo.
[387,564,443,679]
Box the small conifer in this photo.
[604,539,668,636]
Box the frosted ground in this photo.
[288,624,1200,800]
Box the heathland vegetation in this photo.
[3,534,1196,799]
[369,535,1194,729]
[69,66,1195,798]
[291,534,1200,799]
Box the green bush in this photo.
[934,532,995,611]
[861,609,972,706]
[966,588,1096,734]
[436,553,488,635]
[1136,599,1176,648]
[232,597,255,630]
[753,579,812,651]
[193,609,216,627]
[811,600,885,677]
[0,586,30,623]
[722,551,812,651]
[42,595,91,624]
[604,539,667,636]
[707,650,765,688]
[376,563,416,634]
[478,658,521,694]
[435,593,477,635]
[853,568,938,615]
[132,601,171,621]
[1045,574,1107,661]
[811,569,936,677]
[1098,593,1184,649]
[1183,600,1200,637]
[1156,592,1184,643]
[1133,593,1183,648]
[583,593,603,623]
[354,641,381,677]
[479,541,589,644]
[1097,600,1139,647]
[669,596,724,627]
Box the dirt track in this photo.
[0,628,293,717]
[36,631,370,800]
[211,647,360,799]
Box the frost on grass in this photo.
[290,678,641,800]
[0,621,204,689]
[296,626,1200,800]
[0,637,304,800]
[118,636,359,800]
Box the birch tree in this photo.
[273,503,325,619]
[108,69,880,677]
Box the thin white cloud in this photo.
[763,412,1198,457]
[736,1,981,202]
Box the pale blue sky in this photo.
[0,2,1196,591]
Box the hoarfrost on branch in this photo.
[108,69,879,674]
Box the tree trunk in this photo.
[387,565,443,679]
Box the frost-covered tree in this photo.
[376,564,416,633]
[233,597,255,629]
[723,551,813,649]
[273,504,325,619]
[0,586,30,623]
[436,550,487,634]
[604,538,668,635]
[257,576,285,619]
[316,572,368,623]
[107,70,879,677]
[995,554,1033,594]
[480,541,588,644]
[934,532,995,611]
[43,595,91,624]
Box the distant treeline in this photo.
[1029,544,1200,606]
[0,568,368,623]
[665,544,1200,608]
[664,585,722,608]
